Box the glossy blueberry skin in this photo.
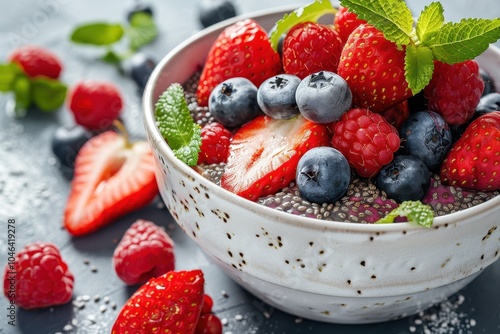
[197,0,237,28]
[121,52,156,89]
[375,155,431,203]
[399,110,452,171]
[480,68,496,97]
[295,71,352,124]
[208,77,262,128]
[257,74,301,120]
[51,125,93,168]
[296,147,350,204]
[476,92,500,114]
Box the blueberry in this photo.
[296,147,350,204]
[126,2,154,22]
[121,52,156,89]
[197,0,238,28]
[399,111,452,171]
[476,92,500,114]
[480,68,496,97]
[51,124,93,168]
[257,74,301,120]
[295,71,352,124]
[375,155,431,203]
[209,77,262,128]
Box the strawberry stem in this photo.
[113,119,132,148]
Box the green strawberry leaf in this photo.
[430,18,500,64]
[31,77,67,112]
[102,49,126,64]
[127,12,158,51]
[340,0,414,45]
[416,2,444,44]
[0,63,23,92]
[375,201,434,228]
[70,22,124,46]
[269,0,337,52]
[155,83,201,166]
[405,44,434,94]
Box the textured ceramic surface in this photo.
[143,7,500,324]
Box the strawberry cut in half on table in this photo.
[220,115,330,201]
[63,122,159,236]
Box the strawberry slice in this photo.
[220,115,330,201]
[63,128,158,236]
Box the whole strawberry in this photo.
[113,219,175,285]
[333,5,367,44]
[424,60,484,126]
[440,111,500,191]
[331,108,400,178]
[196,18,282,107]
[198,122,233,165]
[9,45,63,79]
[3,242,74,309]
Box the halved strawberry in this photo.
[220,115,330,201]
[196,18,282,107]
[63,127,158,236]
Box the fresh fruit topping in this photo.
[198,122,233,165]
[195,313,223,334]
[257,74,301,120]
[333,5,367,44]
[296,146,350,203]
[220,115,330,201]
[197,0,238,28]
[113,219,175,285]
[63,123,159,236]
[8,45,62,79]
[112,269,205,334]
[476,92,500,114]
[201,294,214,314]
[51,124,94,169]
[120,52,156,90]
[295,70,352,124]
[208,77,262,128]
[281,21,343,79]
[156,83,202,166]
[375,155,431,203]
[424,60,484,126]
[331,108,400,178]
[68,80,123,131]
[399,110,452,171]
[196,18,282,107]
[3,242,74,309]
[440,111,500,191]
[376,200,434,228]
[480,68,496,97]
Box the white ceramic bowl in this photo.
[143,6,500,324]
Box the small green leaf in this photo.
[269,0,337,51]
[430,18,500,64]
[404,44,434,95]
[0,63,22,92]
[416,2,444,44]
[375,201,434,228]
[340,0,414,45]
[155,83,201,166]
[127,12,158,51]
[102,49,125,64]
[31,77,67,112]
[70,22,124,46]
[11,74,31,112]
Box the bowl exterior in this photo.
[144,8,500,324]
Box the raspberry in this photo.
[3,242,74,309]
[197,122,233,165]
[9,45,63,79]
[68,80,123,131]
[195,313,223,334]
[331,108,400,178]
[113,219,175,285]
[424,60,484,126]
[379,100,410,131]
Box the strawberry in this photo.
[196,18,282,107]
[424,60,484,126]
[337,24,412,113]
[195,314,223,334]
[9,45,63,79]
[440,111,500,191]
[112,269,205,334]
[63,126,159,236]
[220,115,330,201]
[198,122,233,165]
[333,5,367,44]
[282,21,343,79]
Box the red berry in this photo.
[68,80,123,131]
[331,108,400,178]
[9,45,63,79]
[113,219,175,285]
[195,314,223,334]
[379,100,410,130]
[333,6,367,44]
[198,122,233,165]
[3,242,74,309]
[201,294,214,314]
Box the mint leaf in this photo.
[31,77,67,112]
[340,0,414,45]
[430,18,500,64]
[269,0,336,51]
[11,74,31,112]
[70,22,124,46]
[375,201,434,228]
[155,83,201,166]
[416,2,444,44]
[127,12,158,51]
[405,44,434,94]
[0,63,22,92]
[102,49,125,64]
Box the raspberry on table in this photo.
[198,122,233,165]
[9,45,63,79]
[3,242,74,309]
[113,219,175,285]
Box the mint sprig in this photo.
[155,83,202,166]
[375,201,434,228]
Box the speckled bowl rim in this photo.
[143,5,500,234]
